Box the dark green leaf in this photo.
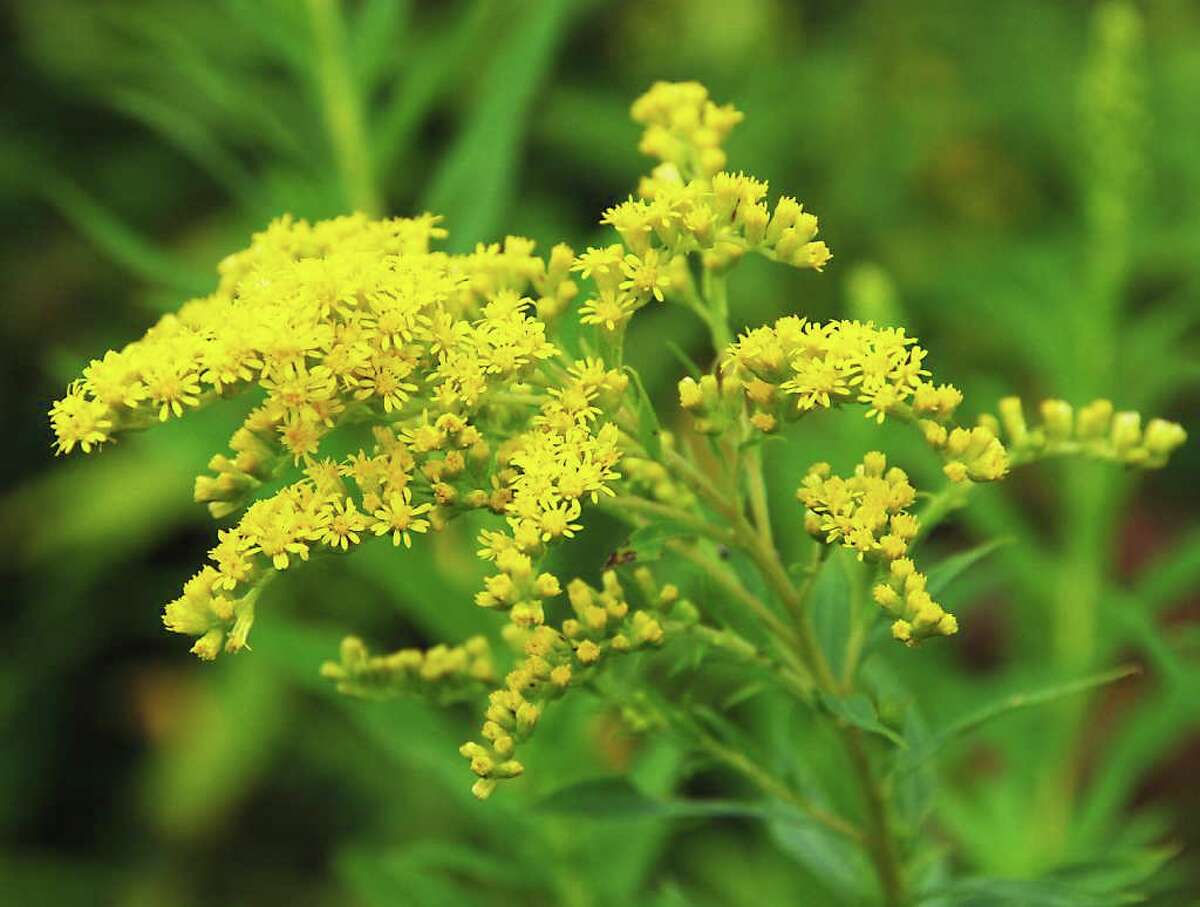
[898,665,1140,776]
[925,538,1009,599]
[818,691,906,748]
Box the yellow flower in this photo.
[372,488,433,548]
[319,497,368,551]
[620,249,671,302]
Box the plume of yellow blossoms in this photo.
[48,80,1187,802]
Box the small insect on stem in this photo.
[604,549,637,570]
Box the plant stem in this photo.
[744,442,775,549]
[658,383,908,903]
[914,480,972,541]
[843,726,906,907]
[691,723,864,843]
[701,270,732,350]
[307,0,381,216]
[599,496,734,546]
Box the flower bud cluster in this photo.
[797,453,957,645]
[919,422,1009,483]
[320,635,494,703]
[461,569,670,799]
[630,80,743,179]
[993,397,1186,469]
[676,373,744,435]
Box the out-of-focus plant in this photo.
[48,73,1189,907]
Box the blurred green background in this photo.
[3,0,1198,904]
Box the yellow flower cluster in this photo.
[461,569,670,799]
[473,361,626,628]
[50,214,577,484]
[53,213,636,660]
[992,397,1186,469]
[797,453,957,645]
[721,318,935,426]
[320,635,494,703]
[631,80,743,178]
[572,83,830,335]
[714,316,1009,481]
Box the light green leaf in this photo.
[535,776,774,821]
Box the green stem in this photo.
[844,727,907,907]
[667,539,812,683]
[307,0,380,216]
[659,395,907,905]
[914,480,972,541]
[701,270,732,350]
[598,496,734,547]
[744,442,775,549]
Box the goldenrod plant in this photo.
[48,78,1188,906]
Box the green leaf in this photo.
[624,366,664,458]
[925,538,1009,599]
[105,86,259,205]
[665,340,704,380]
[770,813,875,903]
[535,776,773,821]
[422,0,574,246]
[898,665,1140,775]
[818,691,907,748]
[37,168,211,296]
[371,2,493,169]
[893,704,937,832]
[917,875,1142,907]
[807,548,852,678]
[337,847,464,907]
[626,520,694,563]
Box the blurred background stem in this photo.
[307,0,380,216]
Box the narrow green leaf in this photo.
[624,366,664,458]
[626,520,694,563]
[1131,524,1200,613]
[818,691,907,748]
[371,2,494,170]
[535,776,773,821]
[105,87,259,204]
[350,0,412,91]
[770,813,875,903]
[39,171,211,296]
[807,548,852,678]
[917,875,1141,907]
[898,665,1140,775]
[925,538,1009,599]
[665,341,704,380]
[422,0,574,246]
